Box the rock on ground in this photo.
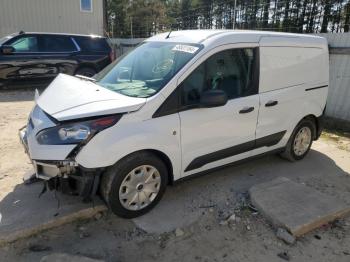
[276,228,296,245]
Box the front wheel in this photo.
[100,152,168,218]
[280,118,316,162]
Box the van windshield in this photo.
[95,42,202,98]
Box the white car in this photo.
[20,30,329,218]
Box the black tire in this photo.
[280,118,316,162]
[75,67,96,78]
[100,152,168,218]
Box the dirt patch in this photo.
[321,130,350,152]
[0,90,34,201]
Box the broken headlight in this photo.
[36,114,122,145]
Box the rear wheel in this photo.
[75,67,96,78]
[100,152,168,218]
[280,118,316,161]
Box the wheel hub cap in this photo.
[293,126,312,156]
[119,165,161,211]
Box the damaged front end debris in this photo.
[34,159,103,201]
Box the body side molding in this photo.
[184,130,286,172]
[305,85,328,91]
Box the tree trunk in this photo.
[299,0,308,33]
[344,3,350,32]
[262,0,271,29]
[321,0,331,33]
[283,0,290,31]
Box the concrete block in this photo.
[249,177,350,237]
[0,182,107,246]
[40,253,104,262]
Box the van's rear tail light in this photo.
[36,114,122,145]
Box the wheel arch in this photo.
[111,149,175,185]
[299,114,320,140]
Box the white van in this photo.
[20,30,329,218]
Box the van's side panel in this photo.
[254,36,329,155]
[259,45,328,93]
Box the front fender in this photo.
[75,113,182,180]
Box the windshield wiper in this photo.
[75,74,96,82]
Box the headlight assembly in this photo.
[36,114,122,145]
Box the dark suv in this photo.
[0,32,114,88]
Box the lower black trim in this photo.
[175,147,286,185]
[305,85,328,91]
[184,131,286,172]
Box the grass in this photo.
[320,129,350,152]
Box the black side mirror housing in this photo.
[200,89,228,108]
[1,45,15,55]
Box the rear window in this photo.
[74,36,110,52]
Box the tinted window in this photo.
[10,36,38,52]
[74,37,110,52]
[181,48,257,107]
[41,35,76,52]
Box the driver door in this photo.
[179,47,260,175]
[1,34,44,86]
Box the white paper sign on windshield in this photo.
[172,45,199,54]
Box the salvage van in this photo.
[20,30,329,218]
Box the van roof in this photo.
[147,30,327,47]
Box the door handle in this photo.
[239,106,254,114]
[265,100,278,107]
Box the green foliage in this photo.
[106,0,350,38]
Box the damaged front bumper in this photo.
[33,160,78,180]
[19,125,101,199]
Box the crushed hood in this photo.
[37,74,146,121]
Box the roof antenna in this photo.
[165,30,172,39]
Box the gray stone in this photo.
[175,228,184,237]
[219,220,228,226]
[94,212,103,220]
[276,228,296,244]
[249,177,350,237]
[40,253,104,262]
[227,214,236,222]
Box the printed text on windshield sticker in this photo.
[172,45,199,54]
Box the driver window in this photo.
[180,48,257,107]
[10,36,39,52]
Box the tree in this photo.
[106,0,350,37]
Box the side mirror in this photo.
[200,89,228,108]
[1,45,15,54]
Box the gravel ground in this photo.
[0,90,349,262]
